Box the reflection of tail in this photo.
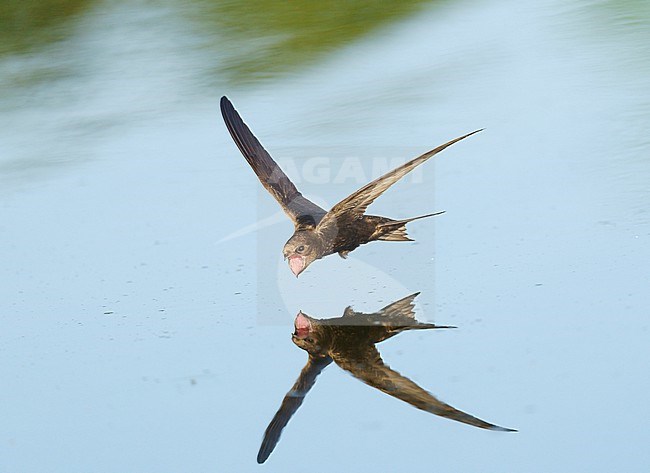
[376,211,445,241]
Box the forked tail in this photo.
[376,211,444,241]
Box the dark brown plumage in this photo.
[256,294,515,463]
[220,96,481,276]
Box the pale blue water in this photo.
[1,1,649,471]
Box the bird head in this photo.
[282,232,319,277]
[292,311,323,353]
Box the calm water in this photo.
[1,1,649,471]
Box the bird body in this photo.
[220,96,480,276]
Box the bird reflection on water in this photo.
[257,293,516,463]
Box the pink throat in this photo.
[288,255,305,276]
[294,312,311,338]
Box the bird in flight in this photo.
[220,96,481,276]
[256,293,515,463]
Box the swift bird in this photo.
[256,293,515,463]
[220,96,481,276]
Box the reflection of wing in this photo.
[342,293,419,320]
[257,355,333,464]
[316,130,481,234]
[220,96,327,229]
[377,292,419,320]
[333,346,515,432]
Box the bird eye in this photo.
[296,245,305,253]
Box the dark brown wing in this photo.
[332,345,515,432]
[315,130,481,234]
[220,96,327,229]
[257,355,332,464]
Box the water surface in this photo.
[1,1,649,472]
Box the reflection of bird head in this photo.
[283,232,320,277]
[292,311,326,354]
